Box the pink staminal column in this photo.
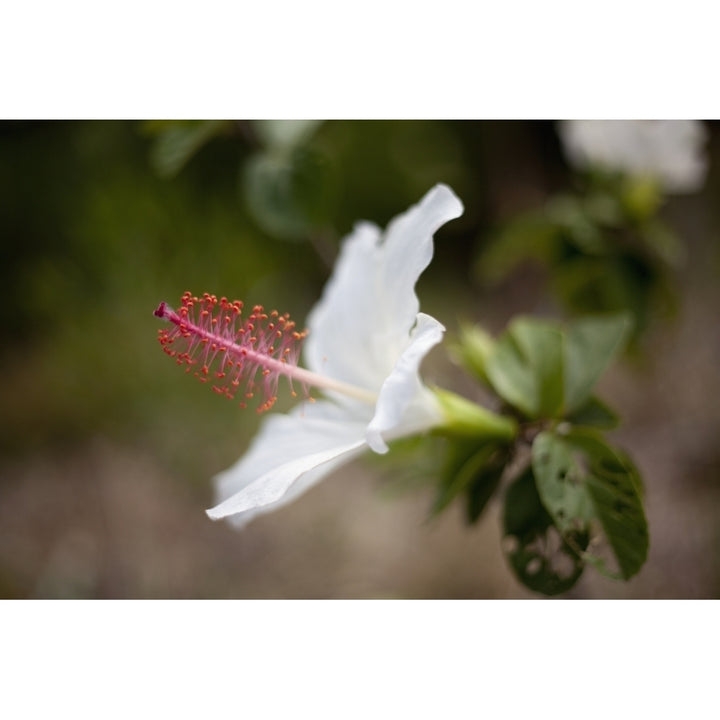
[154,291,377,411]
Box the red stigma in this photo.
[153,302,168,318]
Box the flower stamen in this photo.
[154,292,377,411]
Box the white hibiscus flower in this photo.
[559,120,708,193]
[155,184,515,527]
[209,184,463,526]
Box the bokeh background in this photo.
[1,120,718,598]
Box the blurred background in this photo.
[1,120,718,598]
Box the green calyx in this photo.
[432,388,517,442]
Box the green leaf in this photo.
[512,319,565,416]
[242,147,331,240]
[532,430,648,580]
[582,191,624,228]
[484,317,564,418]
[552,256,652,336]
[466,446,510,524]
[252,120,323,152]
[503,466,588,596]
[484,314,631,420]
[483,329,537,417]
[477,213,559,285]
[563,313,632,412]
[547,195,608,255]
[149,120,228,178]
[451,324,495,386]
[565,396,619,430]
[431,440,500,519]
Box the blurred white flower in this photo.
[207,184,464,526]
[559,120,708,193]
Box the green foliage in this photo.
[436,312,646,595]
[145,120,231,177]
[565,396,619,430]
[477,175,683,340]
[563,314,633,412]
[503,466,589,596]
[252,120,324,152]
[432,440,509,523]
[532,430,648,580]
[480,313,631,419]
[242,147,334,240]
[450,324,495,386]
[144,119,334,243]
[479,215,559,286]
[485,318,564,417]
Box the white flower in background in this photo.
[206,184,464,526]
[559,120,708,193]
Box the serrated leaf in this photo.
[503,466,588,596]
[532,430,648,580]
[564,313,632,412]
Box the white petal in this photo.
[304,221,387,391]
[379,185,463,339]
[207,401,368,526]
[365,312,445,454]
[304,184,463,390]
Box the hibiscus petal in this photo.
[365,312,446,454]
[380,184,463,340]
[207,401,367,526]
[304,184,463,390]
[304,221,386,391]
